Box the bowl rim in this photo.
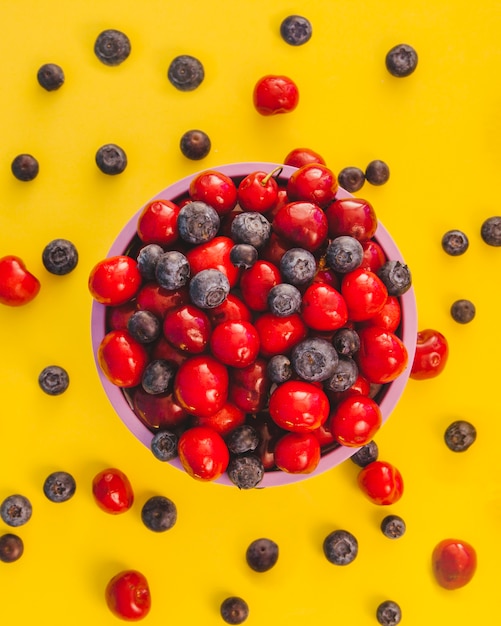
[91,161,418,487]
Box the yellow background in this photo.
[0,1,499,624]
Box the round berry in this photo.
[444,420,476,452]
[180,129,211,160]
[0,533,24,563]
[226,424,259,455]
[450,299,475,324]
[323,529,358,565]
[246,538,279,572]
[189,268,230,309]
[220,596,249,625]
[385,43,418,77]
[230,212,271,249]
[94,29,131,66]
[151,430,178,461]
[42,239,78,275]
[480,216,501,246]
[279,15,312,46]
[11,154,39,181]
[229,244,258,269]
[137,244,164,280]
[377,260,412,296]
[267,283,302,317]
[365,160,390,185]
[95,143,127,175]
[291,337,338,382]
[38,365,69,395]
[332,327,360,356]
[350,440,379,467]
[155,250,190,290]
[0,495,32,527]
[37,63,65,91]
[167,55,204,91]
[442,229,469,255]
[43,471,76,503]
[338,166,365,192]
[227,455,264,489]
[376,600,402,626]
[325,356,358,392]
[178,201,220,245]
[128,310,161,343]
[380,514,406,539]
[267,354,293,384]
[142,359,176,395]
[279,247,316,286]
[326,236,364,273]
[141,495,177,532]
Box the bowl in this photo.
[91,162,417,487]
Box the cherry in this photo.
[162,304,211,354]
[132,387,189,430]
[194,401,246,435]
[283,147,326,168]
[269,380,330,432]
[357,326,408,384]
[254,312,307,358]
[174,355,229,417]
[229,357,270,413]
[237,167,282,213]
[186,236,240,288]
[341,268,388,321]
[330,396,382,447]
[325,197,378,241]
[287,163,338,209]
[361,239,387,272]
[107,300,138,330]
[98,329,148,387]
[239,260,281,311]
[105,569,151,621]
[136,282,189,318]
[272,201,328,251]
[137,199,180,245]
[89,256,142,306]
[410,329,449,380]
[210,320,260,368]
[189,170,238,216]
[301,282,348,331]
[92,468,134,514]
[206,293,252,326]
[150,336,189,367]
[274,431,321,474]
[0,255,41,306]
[177,425,229,480]
[253,75,299,115]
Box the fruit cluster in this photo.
[89,158,413,488]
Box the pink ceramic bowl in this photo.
[91,162,417,487]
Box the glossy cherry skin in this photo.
[105,570,151,621]
[254,313,307,358]
[106,300,138,330]
[301,283,348,331]
[89,256,143,306]
[341,268,388,322]
[325,197,378,241]
[0,255,41,306]
[186,236,239,288]
[330,396,382,447]
[269,380,330,432]
[92,468,134,514]
[260,231,292,266]
[189,170,238,216]
[136,283,189,319]
[210,320,260,368]
[163,304,211,354]
[132,387,189,430]
[237,170,279,213]
[432,539,477,590]
[283,147,326,168]
[206,293,252,326]
[272,201,328,252]
[274,432,321,474]
[410,329,449,380]
[361,295,401,332]
[287,163,338,209]
[361,239,387,272]
[177,425,230,481]
[150,336,189,367]
[174,355,229,417]
[239,260,281,311]
[229,358,270,413]
[194,401,246,435]
[98,329,148,387]
[357,460,404,505]
[137,199,180,245]
[253,74,299,115]
[356,326,408,384]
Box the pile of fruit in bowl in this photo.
[89,160,417,488]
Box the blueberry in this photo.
[280,15,312,46]
[376,600,402,626]
[11,154,39,181]
[38,365,69,395]
[128,310,161,344]
[220,596,249,625]
[167,55,204,91]
[225,424,259,455]
[95,143,127,175]
[230,212,271,249]
[350,440,378,467]
[137,244,164,280]
[151,430,178,461]
[141,495,177,532]
[180,129,211,160]
[325,356,358,392]
[246,538,279,572]
[444,420,476,452]
[227,455,264,489]
[178,201,220,245]
[0,495,32,527]
[380,515,406,539]
[43,471,76,503]
[37,63,65,91]
[326,236,364,273]
[291,337,338,382]
[450,299,476,324]
[338,166,365,192]
[480,216,501,246]
[332,327,360,356]
[385,43,418,77]
[189,268,230,309]
[441,229,469,256]
[155,250,190,290]
[279,247,317,286]
[229,244,258,269]
[94,29,131,66]
[141,359,176,394]
[267,354,292,384]
[323,529,358,565]
[42,239,78,275]
[0,533,24,563]
[377,260,412,296]
[267,283,302,316]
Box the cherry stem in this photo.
[261,165,283,186]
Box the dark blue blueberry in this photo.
[280,15,312,46]
[37,63,65,91]
[326,236,364,273]
[380,515,406,539]
[246,538,279,572]
[177,201,220,245]
[376,600,402,626]
[450,299,475,324]
[128,310,161,344]
[338,166,365,192]
[180,129,211,160]
[385,43,418,77]
[42,239,78,275]
[227,455,264,489]
[43,471,76,503]
[267,283,302,316]
[137,244,164,280]
[325,356,358,392]
[141,495,177,532]
[229,244,258,269]
[155,250,190,290]
[279,247,317,286]
[168,55,204,91]
[365,160,390,186]
[0,533,24,563]
[94,29,131,66]
[332,327,360,356]
[350,440,379,467]
[225,424,259,455]
[189,268,230,309]
[441,230,469,256]
[444,420,476,452]
[0,495,32,527]
[323,529,358,565]
[230,212,271,249]
[11,154,39,181]
[38,365,69,395]
[142,359,176,394]
[291,337,338,382]
[220,596,249,625]
[377,260,412,296]
[95,143,127,175]
[151,430,178,461]
[266,354,292,384]
[481,216,501,246]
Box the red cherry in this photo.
[177,425,230,481]
[136,282,189,318]
[269,380,330,432]
[174,355,229,417]
[274,432,321,474]
[133,387,189,430]
[229,358,270,413]
[330,396,382,447]
[341,268,388,321]
[239,260,281,311]
[254,313,308,358]
[105,569,151,621]
[150,336,189,367]
[357,326,408,384]
[260,231,292,266]
[253,75,299,115]
[272,201,328,251]
[361,239,387,272]
[106,300,138,330]
[163,304,211,354]
[210,320,260,368]
[325,197,378,241]
[89,256,142,306]
[194,401,246,435]
[186,236,239,288]
[98,329,148,387]
[361,295,402,332]
[189,170,238,216]
[237,168,281,213]
[432,539,477,590]
[0,255,41,306]
[206,293,252,326]
[283,147,326,168]
[357,460,404,505]
[92,468,134,514]
[287,163,338,209]
[301,282,348,331]
[411,329,449,380]
[137,199,180,245]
